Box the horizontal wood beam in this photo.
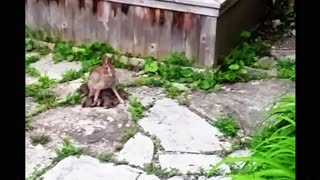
[105,0,220,17]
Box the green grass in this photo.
[95,152,114,162]
[60,70,84,83]
[26,76,58,107]
[128,97,145,123]
[143,162,179,178]
[26,66,41,77]
[119,126,139,143]
[55,138,83,160]
[208,95,295,180]
[276,59,295,81]
[211,116,239,137]
[58,92,82,107]
[30,133,50,145]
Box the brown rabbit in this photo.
[85,55,125,106]
[79,82,128,108]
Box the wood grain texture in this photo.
[106,0,219,17]
[185,13,200,63]
[144,8,160,57]
[120,4,134,53]
[132,6,146,57]
[157,9,173,60]
[171,11,186,54]
[198,16,216,67]
[108,2,122,50]
[95,1,110,43]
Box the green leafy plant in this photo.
[26,66,41,77]
[26,76,58,107]
[129,97,145,123]
[208,95,295,180]
[26,55,40,66]
[211,116,239,137]
[276,59,295,81]
[55,138,83,160]
[162,51,193,66]
[60,70,84,83]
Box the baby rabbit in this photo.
[85,55,125,106]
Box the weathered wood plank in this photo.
[144,8,160,57]
[171,11,186,54]
[96,1,110,43]
[157,9,173,60]
[120,4,134,53]
[157,0,221,8]
[198,16,217,67]
[26,0,37,29]
[108,2,122,50]
[132,6,146,57]
[84,0,98,42]
[105,0,219,17]
[185,13,200,63]
[72,0,85,42]
[49,0,64,37]
[62,0,76,41]
[37,0,51,32]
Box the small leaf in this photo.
[144,61,159,73]
[180,68,194,78]
[26,44,33,51]
[229,64,240,70]
[240,31,251,39]
[66,54,74,61]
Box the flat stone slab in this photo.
[29,105,130,152]
[271,37,296,60]
[139,98,230,153]
[126,86,166,107]
[30,53,82,80]
[138,174,160,180]
[115,68,138,86]
[189,79,295,135]
[41,156,142,180]
[26,97,39,115]
[117,133,154,168]
[26,75,38,85]
[26,138,55,178]
[50,79,83,100]
[159,153,230,174]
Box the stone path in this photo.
[26,46,295,179]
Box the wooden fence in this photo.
[26,0,266,67]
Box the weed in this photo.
[211,117,239,137]
[60,70,83,83]
[165,85,183,98]
[26,38,51,56]
[95,151,114,162]
[119,126,138,143]
[26,166,46,180]
[55,138,83,160]
[276,59,295,81]
[144,162,179,178]
[162,51,193,66]
[30,133,50,145]
[58,92,82,106]
[129,97,145,123]
[26,55,40,66]
[208,95,295,180]
[26,66,41,77]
